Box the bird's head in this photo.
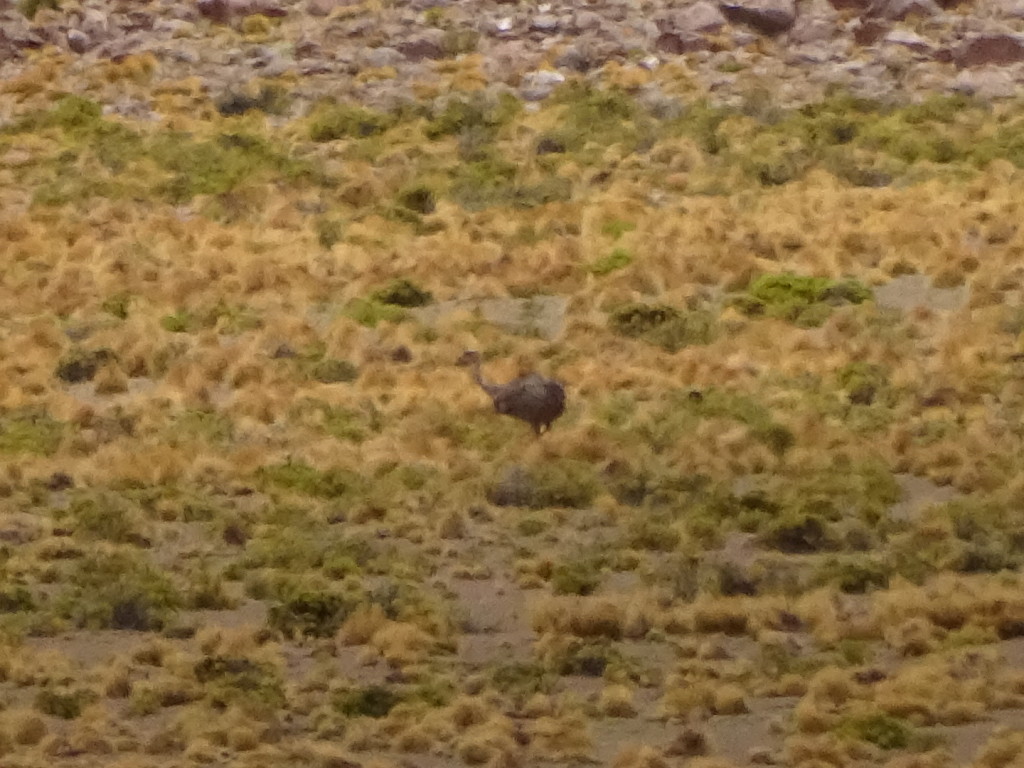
[456,349,481,367]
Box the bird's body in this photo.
[458,350,566,435]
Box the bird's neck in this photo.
[472,361,500,396]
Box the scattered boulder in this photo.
[397,31,445,61]
[720,0,797,36]
[883,29,932,53]
[954,33,1024,67]
[952,67,1017,98]
[197,0,232,23]
[829,0,874,9]
[871,0,941,19]
[66,29,90,53]
[659,1,727,36]
[853,18,889,46]
[656,32,711,54]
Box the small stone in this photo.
[519,69,565,101]
[659,1,727,35]
[883,29,932,52]
[952,68,1017,98]
[721,0,797,35]
[853,18,889,45]
[789,17,835,44]
[656,32,710,54]
[66,30,89,53]
[573,10,602,31]
[197,0,231,23]
[530,14,559,32]
[873,0,941,19]
[362,45,403,68]
[397,32,445,61]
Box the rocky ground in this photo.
[5,0,1024,119]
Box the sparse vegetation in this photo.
[3,22,1024,768]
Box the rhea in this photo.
[457,350,566,435]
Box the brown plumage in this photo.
[457,350,566,435]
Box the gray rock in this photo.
[66,29,90,53]
[573,10,603,31]
[995,0,1024,18]
[788,17,835,44]
[397,30,445,61]
[520,69,566,101]
[952,68,1017,98]
[872,0,941,20]
[362,45,403,68]
[720,0,797,36]
[307,0,360,15]
[530,14,559,32]
[883,29,932,52]
[660,1,727,35]
[656,32,712,54]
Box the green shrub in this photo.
[310,358,359,384]
[761,512,833,554]
[0,409,64,455]
[316,217,345,249]
[441,27,479,56]
[150,131,309,204]
[487,461,599,509]
[551,560,602,596]
[396,185,437,215]
[267,591,356,639]
[600,219,636,239]
[490,662,556,697]
[371,278,434,307]
[816,557,890,594]
[69,495,137,543]
[838,712,911,750]
[18,0,60,18]
[837,362,888,405]
[334,685,402,718]
[215,84,290,117]
[194,655,285,711]
[344,298,407,327]
[424,93,519,140]
[257,459,365,499]
[588,248,632,276]
[734,273,872,327]
[101,292,132,319]
[608,303,716,351]
[171,409,235,444]
[0,586,35,613]
[55,348,115,383]
[35,688,96,719]
[57,552,180,631]
[552,640,624,677]
[308,101,394,141]
[625,517,681,552]
[160,310,197,333]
